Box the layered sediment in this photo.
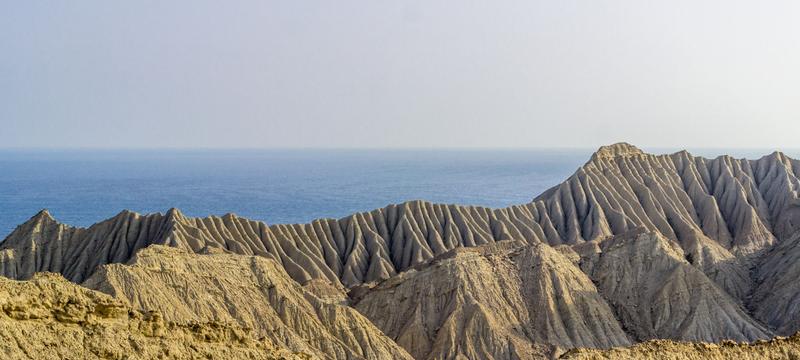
[82,245,412,360]
[0,272,308,360]
[352,241,631,359]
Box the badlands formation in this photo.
[0,273,309,359]
[2,143,800,359]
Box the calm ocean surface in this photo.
[1,148,797,239]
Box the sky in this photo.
[1,1,799,149]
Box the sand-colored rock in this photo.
[586,229,770,343]
[0,272,307,360]
[353,241,630,359]
[560,333,800,360]
[82,245,413,360]
[751,231,800,335]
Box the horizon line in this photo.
[2,145,800,151]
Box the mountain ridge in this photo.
[3,143,800,358]
[4,143,798,289]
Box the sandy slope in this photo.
[83,245,413,360]
[0,272,308,360]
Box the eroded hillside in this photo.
[82,245,412,360]
[0,272,307,360]
[2,143,800,359]
[352,241,630,359]
[3,143,798,293]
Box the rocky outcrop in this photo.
[561,333,800,360]
[538,144,798,258]
[352,241,630,359]
[751,231,800,335]
[586,229,770,343]
[0,272,308,360]
[590,142,645,160]
[82,245,413,360]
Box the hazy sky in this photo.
[2,1,799,149]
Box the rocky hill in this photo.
[0,272,308,360]
[352,241,630,359]
[2,143,800,359]
[583,229,769,342]
[82,245,412,360]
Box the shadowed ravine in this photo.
[2,143,800,359]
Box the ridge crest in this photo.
[591,142,645,160]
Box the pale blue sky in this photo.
[2,1,799,149]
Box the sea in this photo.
[1,148,797,239]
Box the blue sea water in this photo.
[0,149,593,239]
[1,148,797,239]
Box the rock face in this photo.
[82,245,413,360]
[534,143,797,260]
[751,231,800,335]
[0,272,308,360]
[2,143,800,358]
[586,229,770,342]
[352,241,630,359]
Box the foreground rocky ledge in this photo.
[561,334,800,359]
[0,272,308,360]
[6,247,800,360]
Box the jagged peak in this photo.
[32,209,55,222]
[165,207,185,220]
[590,142,645,160]
[166,207,182,215]
[15,209,60,229]
[1,209,61,244]
[222,212,239,219]
[111,209,137,219]
[765,150,788,161]
[670,149,693,158]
